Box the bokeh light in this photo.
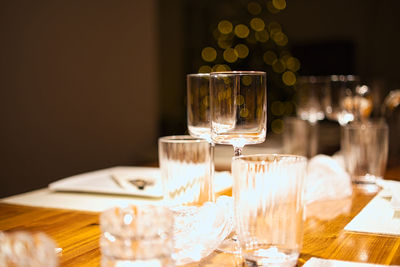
[271,119,284,134]
[218,20,233,34]
[201,47,217,62]
[255,30,269,42]
[212,64,231,72]
[250,17,265,32]
[240,107,249,118]
[272,59,286,73]
[234,24,250,38]
[223,48,238,63]
[198,65,212,73]
[282,71,296,86]
[266,1,280,14]
[272,0,286,10]
[263,50,277,65]
[247,2,262,15]
[235,44,249,58]
[286,57,300,72]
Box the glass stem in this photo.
[209,141,215,202]
[234,146,243,157]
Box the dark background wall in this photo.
[1,0,399,197]
[0,1,159,197]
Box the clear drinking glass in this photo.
[294,76,328,157]
[210,71,267,156]
[341,120,388,191]
[158,135,232,265]
[158,135,214,206]
[100,205,174,267]
[295,76,327,124]
[232,154,307,267]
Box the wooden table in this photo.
[1,166,399,266]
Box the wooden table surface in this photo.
[1,165,400,266]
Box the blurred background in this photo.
[1,0,399,197]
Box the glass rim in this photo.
[330,74,360,82]
[158,135,209,143]
[232,153,307,164]
[343,119,388,130]
[210,70,266,76]
[187,73,210,78]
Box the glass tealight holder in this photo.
[100,205,175,267]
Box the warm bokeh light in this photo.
[286,56,300,72]
[263,50,277,65]
[234,24,250,38]
[198,65,212,73]
[201,47,217,62]
[268,21,282,33]
[250,17,265,32]
[266,1,280,14]
[272,59,286,73]
[212,64,231,72]
[272,0,287,10]
[272,32,288,46]
[247,2,262,15]
[218,20,233,34]
[282,71,296,86]
[223,48,238,63]
[240,107,249,118]
[255,30,269,42]
[218,36,232,49]
[271,119,284,134]
[235,44,249,58]
[242,76,252,86]
[236,95,245,106]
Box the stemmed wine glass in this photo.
[323,75,373,125]
[210,71,267,253]
[294,76,327,157]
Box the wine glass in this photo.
[293,76,327,157]
[186,73,215,202]
[323,75,373,125]
[209,71,267,253]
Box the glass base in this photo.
[352,174,382,194]
[216,233,241,254]
[243,247,298,267]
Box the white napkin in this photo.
[377,179,400,211]
[304,257,400,267]
[344,180,400,236]
[305,154,352,204]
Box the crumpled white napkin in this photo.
[305,154,353,204]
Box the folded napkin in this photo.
[305,154,353,204]
[377,179,400,211]
[344,180,400,236]
[304,257,400,267]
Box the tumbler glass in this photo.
[100,205,174,267]
[232,154,307,267]
[341,120,388,190]
[0,231,59,267]
[158,135,213,207]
